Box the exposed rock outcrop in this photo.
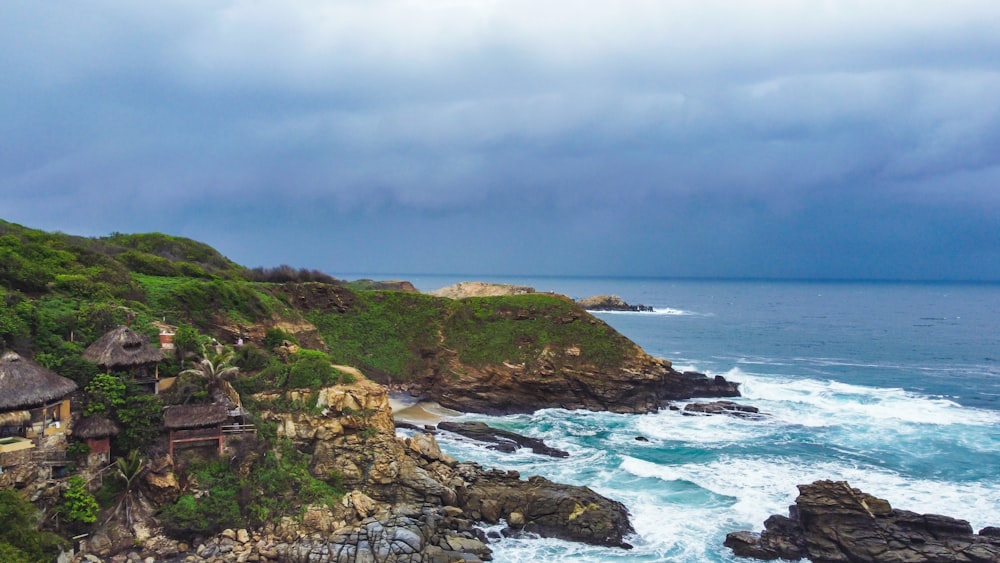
[411,349,740,415]
[429,282,536,299]
[682,400,764,419]
[576,295,653,312]
[253,376,635,554]
[453,465,634,549]
[437,421,569,458]
[725,480,1000,562]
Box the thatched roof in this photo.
[0,410,30,426]
[0,352,79,410]
[163,404,228,429]
[83,325,165,368]
[73,415,120,439]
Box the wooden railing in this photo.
[222,424,256,435]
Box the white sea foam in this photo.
[589,307,707,316]
[731,370,1000,427]
[620,454,1000,533]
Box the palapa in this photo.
[83,325,165,368]
[163,404,228,429]
[73,415,120,439]
[0,352,79,410]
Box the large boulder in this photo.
[453,463,634,549]
[725,480,1000,562]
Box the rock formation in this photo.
[725,480,1000,562]
[681,400,764,419]
[437,421,569,458]
[410,350,740,416]
[249,376,634,557]
[576,295,653,312]
[429,281,536,299]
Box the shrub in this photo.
[61,476,99,525]
[263,327,297,350]
[287,349,336,389]
[233,342,269,372]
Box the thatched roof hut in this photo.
[0,352,78,411]
[163,404,228,429]
[73,415,120,439]
[83,326,165,369]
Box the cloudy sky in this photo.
[3,1,999,280]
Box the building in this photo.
[72,415,119,464]
[0,352,78,482]
[83,326,167,393]
[163,404,229,457]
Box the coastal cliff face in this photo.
[410,347,739,415]
[251,377,635,557]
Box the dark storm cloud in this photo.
[2,1,999,279]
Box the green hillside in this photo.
[0,219,634,388]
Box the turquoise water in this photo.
[383,276,1000,562]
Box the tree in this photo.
[0,490,65,562]
[172,324,203,370]
[83,372,126,417]
[109,450,146,530]
[114,389,163,454]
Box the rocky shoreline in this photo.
[70,379,634,563]
[726,480,1000,562]
[575,295,654,312]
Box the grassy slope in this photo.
[0,219,634,384]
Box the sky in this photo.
[2,1,1000,281]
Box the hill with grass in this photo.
[0,218,738,415]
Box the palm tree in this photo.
[106,449,146,529]
[178,348,241,410]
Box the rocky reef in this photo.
[725,480,1000,562]
[437,420,569,458]
[575,295,653,312]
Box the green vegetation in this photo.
[2,219,634,388]
[307,290,448,381]
[60,476,99,525]
[83,373,127,417]
[0,489,66,563]
[443,294,633,368]
[159,442,344,536]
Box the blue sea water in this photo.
[378,276,1000,562]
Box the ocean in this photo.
[381,276,1000,562]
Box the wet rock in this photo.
[682,400,764,419]
[726,480,1000,562]
[455,465,634,549]
[437,421,569,458]
[576,295,653,312]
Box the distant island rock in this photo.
[429,281,537,299]
[725,480,1000,562]
[576,295,654,312]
